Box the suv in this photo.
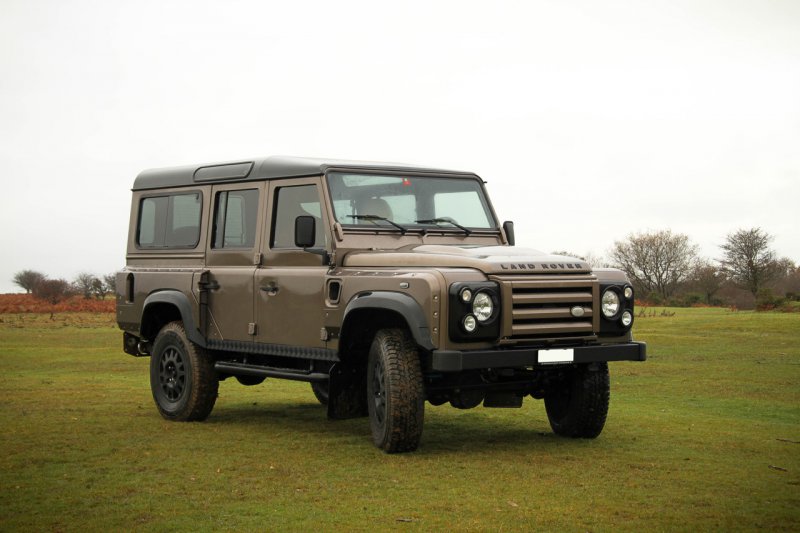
[116,156,646,453]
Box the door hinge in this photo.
[248,323,257,335]
[253,252,262,265]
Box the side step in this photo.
[214,361,328,383]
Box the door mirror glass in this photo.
[295,216,316,248]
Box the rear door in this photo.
[204,183,265,342]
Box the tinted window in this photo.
[212,189,259,249]
[137,192,202,248]
[271,185,324,249]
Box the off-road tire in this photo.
[544,362,609,438]
[367,329,424,453]
[311,381,329,406]
[150,321,218,421]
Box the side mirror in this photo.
[295,216,316,248]
[503,220,515,246]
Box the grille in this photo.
[493,275,599,342]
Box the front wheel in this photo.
[367,329,424,453]
[150,321,218,421]
[310,381,329,406]
[544,362,609,438]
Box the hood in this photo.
[342,245,592,275]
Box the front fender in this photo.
[342,291,434,351]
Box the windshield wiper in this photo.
[347,214,408,234]
[415,217,472,235]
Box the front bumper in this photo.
[430,341,647,372]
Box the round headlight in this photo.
[624,286,634,300]
[602,290,620,318]
[621,310,633,327]
[472,292,494,322]
[460,288,473,303]
[463,315,477,332]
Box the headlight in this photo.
[449,282,501,342]
[463,315,477,332]
[472,292,494,322]
[621,310,633,327]
[602,290,620,318]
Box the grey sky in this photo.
[1,0,798,293]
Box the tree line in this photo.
[603,227,798,309]
[10,227,798,311]
[12,271,116,304]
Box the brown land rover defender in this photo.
[116,156,646,453]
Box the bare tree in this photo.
[103,273,117,294]
[12,270,46,293]
[688,259,726,304]
[720,228,778,297]
[73,272,100,299]
[32,279,74,305]
[550,251,611,268]
[91,277,107,300]
[610,230,698,300]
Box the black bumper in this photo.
[430,342,647,372]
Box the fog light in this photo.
[621,311,633,327]
[602,290,620,318]
[624,286,634,300]
[461,288,473,302]
[463,315,477,332]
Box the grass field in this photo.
[1,309,798,531]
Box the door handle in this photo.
[201,280,220,291]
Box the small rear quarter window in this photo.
[137,192,202,248]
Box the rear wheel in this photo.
[150,321,218,421]
[544,362,609,438]
[367,329,424,453]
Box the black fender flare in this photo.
[342,291,434,351]
[142,290,205,347]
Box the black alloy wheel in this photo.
[150,321,218,421]
[158,345,186,401]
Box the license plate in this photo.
[538,348,574,364]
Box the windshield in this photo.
[327,172,497,231]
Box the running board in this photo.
[214,361,328,383]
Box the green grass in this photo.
[1,309,798,531]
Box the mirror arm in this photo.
[303,247,330,266]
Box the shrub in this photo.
[755,288,786,311]
[32,279,75,305]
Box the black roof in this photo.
[132,156,476,191]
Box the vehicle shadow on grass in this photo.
[207,399,567,455]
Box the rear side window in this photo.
[212,189,259,249]
[137,192,202,248]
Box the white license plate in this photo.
[538,348,575,364]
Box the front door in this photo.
[204,183,264,342]
[255,178,329,348]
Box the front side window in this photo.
[212,188,259,249]
[327,173,495,230]
[271,184,324,249]
[137,192,202,248]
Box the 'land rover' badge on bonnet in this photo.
[570,306,585,318]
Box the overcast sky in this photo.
[1,0,798,293]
